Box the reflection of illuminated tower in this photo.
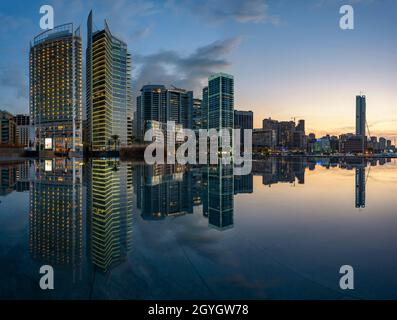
[86,159,132,272]
[208,163,234,230]
[355,167,366,208]
[29,158,83,280]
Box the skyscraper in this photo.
[135,85,193,142]
[86,11,132,151]
[201,86,209,130]
[208,73,234,151]
[356,95,366,152]
[30,24,82,153]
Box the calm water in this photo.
[0,157,396,300]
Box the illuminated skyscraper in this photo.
[30,24,82,153]
[86,11,132,151]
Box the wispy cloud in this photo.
[134,37,241,96]
[166,0,280,24]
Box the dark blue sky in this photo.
[0,0,396,138]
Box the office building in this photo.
[0,110,16,145]
[252,129,276,149]
[14,114,34,147]
[234,110,253,150]
[86,11,132,151]
[30,24,82,152]
[201,86,209,130]
[208,73,234,151]
[136,85,192,142]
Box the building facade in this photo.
[234,110,253,150]
[207,73,234,152]
[30,24,82,152]
[136,85,193,142]
[86,11,132,151]
[0,110,16,145]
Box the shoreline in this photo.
[1,153,396,163]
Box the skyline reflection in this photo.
[0,157,396,299]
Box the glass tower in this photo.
[208,73,234,152]
[86,11,132,151]
[30,24,82,153]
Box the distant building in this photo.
[14,115,33,147]
[263,118,305,150]
[378,137,386,152]
[201,87,209,130]
[234,110,253,150]
[252,129,276,149]
[135,85,192,142]
[0,110,16,145]
[356,95,366,152]
[192,98,203,132]
[314,137,331,154]
[30,24,82,152]
[340,134,365,154]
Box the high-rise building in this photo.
[14,115,33,147]
[201,86,209,130]
[191,98,203,132]
[30,24,82,152]
[234,110,253,150]
[136,85,193,142]
[86,11,132,151]
[0,110,16,145]
[208,73,234,151]
[356,95,366,152]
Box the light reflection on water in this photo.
[0,157,396,299]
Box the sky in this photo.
[0,0,396,140]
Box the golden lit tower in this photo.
[30,24,82,153]
[86,11,132,151]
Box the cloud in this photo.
[129,25,153,41]
[134,37,241,96]
[0,65,28,100]
[166,0,280,24]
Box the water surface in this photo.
[0,157,396,299]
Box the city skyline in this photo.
[0,1,396,140]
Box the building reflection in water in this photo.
[29,158,83,282]
[85,159,133,272]
[134,162,253,231]
[0,156,392,282]
[0,161,31,196]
